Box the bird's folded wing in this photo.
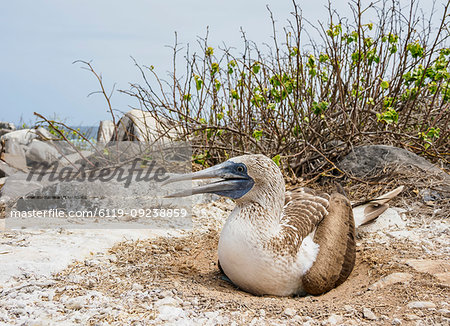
[302,192,356,295]
[270,188,330,257]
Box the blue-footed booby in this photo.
[164,154,403,296]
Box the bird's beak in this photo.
[162,161,253,199]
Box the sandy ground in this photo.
[0,228,182,284]
[0,196,449,325]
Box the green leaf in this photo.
[312,101,329,115]
[364,37,373,48]
[194,75,203,91]
[272,154,281,166]
[376,107,398,124]
[380,80,389,90]
[388,33,398,44]
[307,54,316,68]
[290,47,299,56]
[351,51,361,64]
[211,62,219,75]
[231,89,239,100]
[319,53,329,63]
[205,47,214,56]
[389,44,397,54]
[252,130,263,141]
[407,41,424,58]
[440,48,450,56]
[227,60,236,74]
[383,96,395,108]
[252,63,261,74]
[326,23,342,37]
[214,79,221,91]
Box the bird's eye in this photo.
[237,165,245,173]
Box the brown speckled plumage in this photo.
[264,188,330,257]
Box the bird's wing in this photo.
[267,187,330,257]
[302,192,356,295]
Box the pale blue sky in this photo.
[0,1,442,126]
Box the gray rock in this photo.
[0,129,13,137]
[405,259,450,286]
[369,272,413,290]
[58,150,94,167]
[157,306,186,321]
[363,307,377,320]
[283,307,297,317]
[0,159,21,177]
[2,138,28,171]
[25,140,61,166]
[392,318,402,325]
[343,305,354,313]
[8,165,193,229]
[113,109,179,142]
[326,314,343,325]
[407,301,436,309]
[0,122,15,131]
[0,172,47,204]
[64,297,84,310]
[3,138,27,156]
[0,127,56,145]
[155,296,185,321]
[339,145,445,177]
[97,120,115,143]
[404,314,419,320]
[1,129,40,146]
[357,207,406,233]
[0,122,16,130]
[419,188,442,202]
[339,145,449,198]
[35,127,56,141]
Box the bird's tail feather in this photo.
[353,185,404,228]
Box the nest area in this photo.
[53,225,448,325]
[49,167,449,325]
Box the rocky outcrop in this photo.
[339,145,447,177]
[97,120,115,143]
[25,139,61,167]
[113,109,179,142]
[0,160,20,178]
[0,121,16,137]
[1,128,62,171]
[0,127,54,145]
[339,145,450,199]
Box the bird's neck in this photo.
[235,186,285,226]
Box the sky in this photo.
[0,0,444,127]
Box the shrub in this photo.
[79,0,450,179]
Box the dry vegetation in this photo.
[114,0,449,180]
[34,0,450,183]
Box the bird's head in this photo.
[163,154,285,205]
